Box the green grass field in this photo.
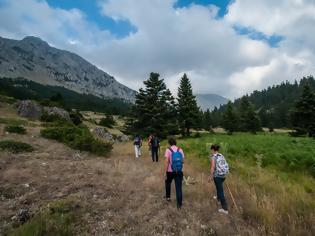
[168,133,315,235]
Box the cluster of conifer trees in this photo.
[125,73,200,138]
[127,74,315,137]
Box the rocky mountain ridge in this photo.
[0,36,136,101]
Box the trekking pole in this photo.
[226,182,239,213]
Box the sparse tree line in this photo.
[126,74,315,137]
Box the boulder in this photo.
[43,106,70,121]
[92,128,115,142]
[16,100,43,119]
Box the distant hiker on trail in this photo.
[209,144,229,214]
[149,134,160,162]
[148,134,153,151]
[133,135,142,158]
[164,138,184,209]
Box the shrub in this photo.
[69,111,82,125]
[9,200,82,236]
[0,94,16,104]
[4,125,26,134]
[99,115,116,128]
[40,124,112,156]
[0,140,34,153]
[40,112,67,123]
[0,118,27,126]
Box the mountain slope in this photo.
[196,94,228,111]
[0,77,131,114]
[0,36,136,101]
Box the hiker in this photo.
[148,134,153,151]
[133,134,142,158]
[164,138,184,209]
[209,144,229,214]
[150,134,160,162]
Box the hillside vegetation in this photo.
[0,77,131,115]
[211,76,315,128]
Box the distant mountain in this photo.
[0,36,136,101]
[196,94,228,110]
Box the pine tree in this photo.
[238,96,261,133]
[290,84,315,137]
[125,72,177,138]
[177,73,200,136]
[203,109,213,131]
[222,101,238,134]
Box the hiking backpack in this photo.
[151,137,159,148]
[214,153,229,176]
[134,136,141,146]
[169,148,183,172]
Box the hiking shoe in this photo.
[213,196,217,199]
[163,196,171,202]
[218,208,228,214]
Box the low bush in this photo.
[40,112,67,123]
[0,140,34,153]
[99,115,116,128]
[9,199,83,236]
[0,118,27,126]
[0,94,16,104]
[4,125,26,134]
[69,111,82,125]
[40,124,112,156]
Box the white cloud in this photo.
[0,0,315,99]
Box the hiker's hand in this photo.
[164,173,167,180]
[207,175,212,183]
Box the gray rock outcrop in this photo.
[16,100,70,121]
[43,106,70,121]
[16,100,43,119]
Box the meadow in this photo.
[171,132,315,235]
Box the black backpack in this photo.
[151,137,159,147]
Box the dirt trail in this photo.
[0,124,257,235]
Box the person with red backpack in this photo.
[209,144,229,214]
[149,134,160,162]
[164,138,184,209]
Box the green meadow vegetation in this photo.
[173,132,315,235]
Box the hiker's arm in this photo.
[210,158,215,176]
[164,155,169,173]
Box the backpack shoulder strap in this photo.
[168,147,174,153]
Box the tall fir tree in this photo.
[222,101,238,134]
[125,72,177,138]
[238,96,261,133]
[203,109,213,131]
[290,84,315,137]
[177,73,200,136]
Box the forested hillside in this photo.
[211,76,315,128]
[0,77,131,115]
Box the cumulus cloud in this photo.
[0,0,314,99]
